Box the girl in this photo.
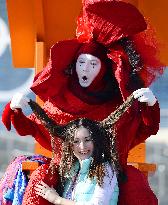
[35,118,120,205]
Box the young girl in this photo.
[35,118,120,205]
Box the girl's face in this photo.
[73,127,94,161]
[76,54,101,87]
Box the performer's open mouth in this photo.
[82,76,88,81]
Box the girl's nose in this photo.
[79,141,86,149]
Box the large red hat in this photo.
[31,0,164,102]
[77,0,164,86]
[77,0,147,45]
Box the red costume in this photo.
[1,1,164,204]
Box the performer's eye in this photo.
[90,61,97,67]
[79,60,85,64]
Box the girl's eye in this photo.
[91,62,97,66]
[73,140,79,144]
[85,138,92,142]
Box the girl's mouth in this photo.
[79,151,89,155]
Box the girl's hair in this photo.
[59,118,120,187]
[28,94,134,188]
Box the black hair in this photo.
[119,37,144,91]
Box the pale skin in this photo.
[35,181,75,205]
[76,54,101,87]
[35,127,94,205]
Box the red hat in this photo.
[77,0,147,45]
[77,0,165,91]
[74,41,108,91]
[75,41,108,62]
[31,0,165,102]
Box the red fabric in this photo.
[30,38,164,105]
[108,44,132,100]
[30,0,165,104]
[22,163,59,205]
[1,1,162,204]
[77,0,147,45]
[30,40,135,104]
[75,41,108,62]
[118,165,158,205]
[77,0,165,87]
[2,41,160,204]
[31,39,82,102]
[1,102,13,131]
[6,91,160,205]
[132,30,165,86]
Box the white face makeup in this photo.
[73,127,94,161]
[76,54,101,87]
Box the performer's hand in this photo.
[35,181,62,204]
[133,88,157,106]
[10,92,30,110]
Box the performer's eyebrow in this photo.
[78,57,84,60]
[91,60,98,63]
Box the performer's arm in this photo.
[11,109,52,150]
[1,93,52,150]
[131,88,160,147]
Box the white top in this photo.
[72,164,118,205]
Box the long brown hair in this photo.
[59,118,120,187]
[28,94,135,186]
